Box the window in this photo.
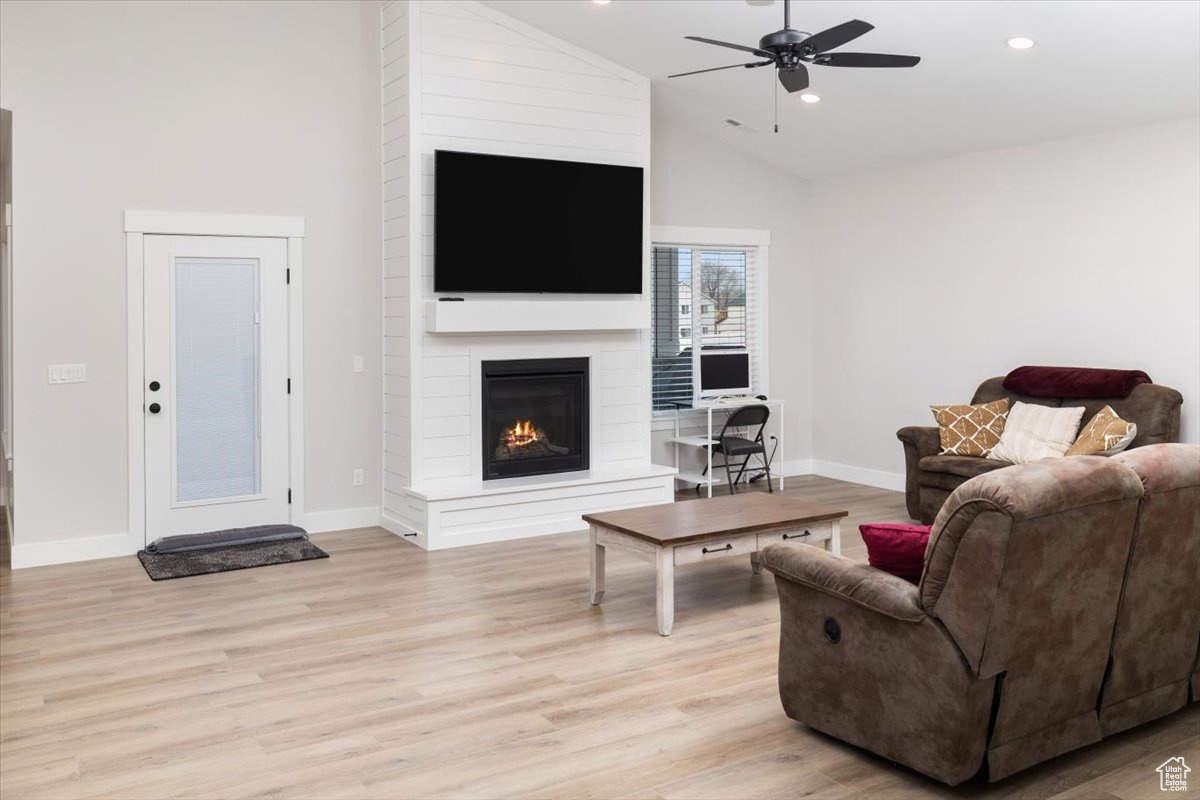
[652,239,764,410]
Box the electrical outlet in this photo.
[48,364,87,384]
[353,468,364,487]
[352,355,364,373]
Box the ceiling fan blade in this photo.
[685,36,774,59]
[798,19,874,54]
[815,52,920,68]
[777,65,810,93]
[668,60,773,79]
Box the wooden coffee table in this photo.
[583,494,847,636]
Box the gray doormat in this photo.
[137,538,329,581]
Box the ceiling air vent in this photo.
[722,118,758,132]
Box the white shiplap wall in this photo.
[381,0,417,531]
[381,0,665,547]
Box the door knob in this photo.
[148,403,162,414]
[148,381,161,392]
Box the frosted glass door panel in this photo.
[174,257,260,502]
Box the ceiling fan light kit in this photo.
[669,0,920,131]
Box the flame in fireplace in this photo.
[504,420,543,448]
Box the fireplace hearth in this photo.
[482,358,589,480]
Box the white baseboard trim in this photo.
[3,503,12,559]
[10,532,131,569]
[810,460,905,492]
[783,459,813,478]
[304,506,381,534]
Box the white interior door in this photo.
[143,235,290,540]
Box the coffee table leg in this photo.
[656,548,674,636]
[751,550,762,575]
[590,527,606,605]
[825,520,842,556]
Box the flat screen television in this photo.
[434,150,644,294]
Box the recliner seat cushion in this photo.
[918,455,1009,491]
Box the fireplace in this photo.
[482,358,589,480]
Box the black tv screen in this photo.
[434,150,643,294]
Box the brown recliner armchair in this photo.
[762,454,1185,784]
[897,376,1183,523]
[1099,444,1200,734]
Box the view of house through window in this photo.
[651,245,755,410]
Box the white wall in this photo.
[650,114,814,473]
[0,0,382,555]
[805,118,1200,486]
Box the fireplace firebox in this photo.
[482,358,589,480]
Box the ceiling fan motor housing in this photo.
[759,29,817,69]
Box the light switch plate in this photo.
[48,364,87,384]
[352,355,364,373]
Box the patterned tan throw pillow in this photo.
[1066,406,1137,456]
[930,398,1009,457]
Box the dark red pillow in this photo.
[859,523,932,584]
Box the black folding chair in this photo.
[698,404,773,494]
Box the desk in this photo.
[668,398,784,498]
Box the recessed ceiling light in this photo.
[592,0,611,4]
[1007,36,1035,50]
[799,93,820,104]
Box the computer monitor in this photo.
[699,351,751,397]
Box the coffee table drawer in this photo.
[674,534,757,566]
[758,522,833,549]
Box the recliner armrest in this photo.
[760,543,926,623]
[897,425,941,458]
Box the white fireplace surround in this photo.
[382,338,674,550]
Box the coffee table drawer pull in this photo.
[783,530,811,540]
[675,536,756,565]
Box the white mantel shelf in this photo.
[424,299,649,334]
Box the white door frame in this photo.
[125,210,305,551]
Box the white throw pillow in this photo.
[989,402,1086,464]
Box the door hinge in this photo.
[286,268,291,284]
[288,489,292,504]
[287,378,291,394]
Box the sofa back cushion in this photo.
[920,457,1143,759]
[1101,444,1200,733]
[972,377,1182,447]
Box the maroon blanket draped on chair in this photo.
[1003,366,1152,399]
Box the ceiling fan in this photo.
[669,0,920,121]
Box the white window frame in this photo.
[649,225,770,422]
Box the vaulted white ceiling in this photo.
[482,0,1200,178]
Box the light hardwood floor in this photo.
[1,477,1196,799]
